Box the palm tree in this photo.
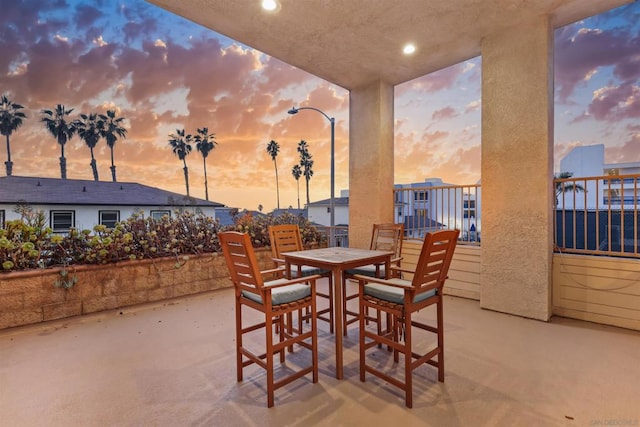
[194,127,217,201]
[297,140,314,206]
[75,113,102,181]
[41,105,76,179]
[266,139,280,209]
[0,95,27,176]
[291,164,302,209]
[554,172,586,206]
[99,109,127,182]
[169,129,193,196]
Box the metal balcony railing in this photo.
[555,173,640,258]
[392,183,481,246]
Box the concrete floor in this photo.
[1,280,639,427]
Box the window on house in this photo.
[603,189,621,204]
[150,210,171,220]
[463,199,476,219]
[99,210,120,228]
[0,210,4,228]
[51,211,74,232]
[413,191,427,201]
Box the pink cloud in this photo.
[587,82,640,121]
[432,106,458,120]
[555,25,640,103]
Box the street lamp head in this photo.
[287,107,299,115]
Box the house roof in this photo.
[0,176,224,207]
[147,0,629,90]
[307,197,349,207]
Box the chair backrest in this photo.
[370,223,404,259]
[411,229,459,293]
[269,224,304,260]
[219,231,264,293]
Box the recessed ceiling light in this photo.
[262,0,278,11]
[403,43,416,55]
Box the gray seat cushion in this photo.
[242,279,311,305]
[345,264,385,278]
[364,282,436,305]
[289,265,331,278]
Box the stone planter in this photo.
[0,249,274,330]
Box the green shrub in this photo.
[0,210,324,272]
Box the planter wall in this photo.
[0,249,274,330]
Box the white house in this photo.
[306,189,350,226]
[0,176,224,232]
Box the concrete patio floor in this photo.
[1,280,639,427]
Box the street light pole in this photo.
[288,106,336,247]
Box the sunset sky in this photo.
[1,1,639,211]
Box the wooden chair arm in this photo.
[352,274,412,290]
[264,274,322,289]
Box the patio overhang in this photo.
[145,0,631,90]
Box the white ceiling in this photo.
[147,0,631,89]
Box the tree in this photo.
[555,172,586,206]
[0,95,27,176]
[75,113,102,181]
[169,129,193,196]
[297,140,314,206]
[194,127,217,201]
[41,105,76,179]
[266,139,280,209]
[99,109,127,182]
[291,164,302,209]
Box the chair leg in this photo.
[311,298,319,383]
[236,298,243,382]
[437,298,444,382]
[404,311,412,408]
[359,296,366,382]
[266,314,275,408]
[328,277,334,334]
[342,280,348,336]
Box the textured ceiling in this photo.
[147,0,631,89]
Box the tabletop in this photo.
[282,247,393,265]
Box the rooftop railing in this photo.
[393,183,481,246]
[555,173,640,258]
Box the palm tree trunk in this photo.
[110,147,117,182]
[60,157,67,179]
[275,163,280,209]
[305,178,310,206]
[203,158,209,201]
[183,162,190,197]
[59,139,67,179]
[296,180,300,209]
[90,148,99,181]
[5,135,12,176]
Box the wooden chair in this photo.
[342,223,404,335]
[219,231,319,408]
[269,224,334,333]
[354,229,459,408]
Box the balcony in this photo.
[1,285,638,424]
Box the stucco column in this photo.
[349,80,395,248]
[480,16,554,320]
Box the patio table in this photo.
[282,247,392,379]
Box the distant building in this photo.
[559,144,640,209]
[394,178,481,239]
[0,176,224,232]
